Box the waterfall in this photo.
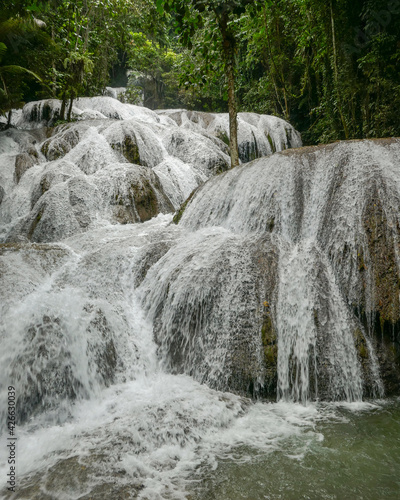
[276,241,363,402]
[0,97,399,498]
[177,139,400,400]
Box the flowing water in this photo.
[0,215,398,499]
[1,99,400,498]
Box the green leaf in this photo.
[0,42,7,61]
[156,0,164,15]
[0,65,43,83]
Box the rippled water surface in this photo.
[192,399,400,500]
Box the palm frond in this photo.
[0,64,42,82]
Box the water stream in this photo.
[1,98,399,498]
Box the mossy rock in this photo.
[111,134,141,164]
[261,312,278,395]
[215,129,230,146]
[349,189,400,395]
[265,133,276,153]
[130,179,158,222]
[363,192,400,325]
[353,328,369,360]
[173,188,198,225]
[41,128,80,161]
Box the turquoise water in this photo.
[193,400,400,500]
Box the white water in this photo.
[0,216,330,499]
[276,241,363,403]
[1,99,399,497]
[0,97,300,245]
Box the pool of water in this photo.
[1,376,399,499]
[192,399,400,500]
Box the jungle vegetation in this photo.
[1,0,400,149]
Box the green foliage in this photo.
[126,32,181,108]
[0,3,50,116]
[1,0,399,144]
[234,0,400,143]
[0,0,165,118]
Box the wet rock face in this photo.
[0,219,181,428]
[41,125,82,161]
[162,128,230,176]
[4,302,118,426]
[103,165,175,225]
[356,189,400,394]
[0,243,130,427]
[157,109,302,164]
[141,231,279,397]
[151,139,400,400]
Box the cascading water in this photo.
[1,98,399,498]
[172,140,400,402]
[276,241,363,402]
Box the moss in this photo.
[114,193,125,206]
[216,130,230,146]
[40,140,50,158]
[357,249,366,272]
[354,328,369,359]
[130,179,158,222]
[111,134,141,164]
[363,194,400,325]
[27,209,44,240]
[40,177,51,195]
[259,311,278,398]
[214,157,230,174]
[53,119,69,127]
[266,133,276,154]
[250,131,259,161]
[261,315,277,366]
[122,135,140,164]
[172,188,197,224]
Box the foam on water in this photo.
[0,208,329,497]
[0,373,338,499]
[1,99,399,496]
[1,368,389,499]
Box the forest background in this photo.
[1,0,400,145]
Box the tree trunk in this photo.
[60,93,67,121]
[67,93,75,122]
[7,110,12,128]
[219,12,239,168]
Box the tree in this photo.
[0,1,49,121]
[38,0,163,120]
[158,0,253,168]
[127,31,180,108]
